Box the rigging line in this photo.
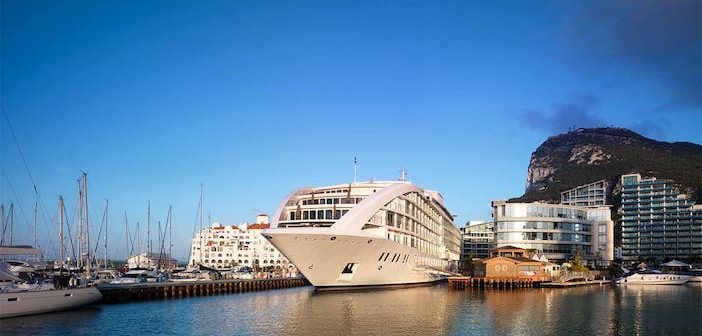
[1,171,40,238]
[0,107,55,241]
[92,205,106,262]
[64,198,77,263]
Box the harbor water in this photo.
[2,283,701,335]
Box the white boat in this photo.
[0,286,102,318]
[262,180,462,290]
[615,271,692,285]
[0,262,102,318]
[109,270,148,284]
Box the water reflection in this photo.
[0,284,699,336]
[279,286,461,335]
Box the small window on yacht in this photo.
[326,199,332,204]
[378,253,385,261]
[342,210,348,215]
[303,211,309,220]
[325,210,332,219]
[334,198,340,204]
[290,211,296,220]
[335,210,342,219]
[310,211,316,220]
[342,263,355,274]
[383,253,390,262]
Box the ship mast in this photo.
[168,205,173,267]
[33,202,37,248]
[104,199,108,270]
[199,184,203,265]
[58,196,65,268]
[147,201,151,256]
[1,204,4,245]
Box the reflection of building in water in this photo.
[278,287,461,335]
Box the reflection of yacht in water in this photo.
[263,180,461,289]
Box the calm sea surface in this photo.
[2,283,701,335]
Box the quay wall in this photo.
[97,278,309,303]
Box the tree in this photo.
[568,247,589,273]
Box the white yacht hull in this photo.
[263,230,446,289]
[0,286,102,318]
[615,273,692,285]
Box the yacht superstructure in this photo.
[262,181,461,289]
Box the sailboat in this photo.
[0,174,102,318]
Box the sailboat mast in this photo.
[8,204,13,246]
[83,173,91,273]
[33,202,37,248]
[157,220,162,269]
[168,205,173,262]
[124,211,129,266]
[1,204,5,245]
[104,199,108,271]
[147,201,151,255]
[59,196,65,266]
[77,178,83,269]
[136,221,141,268]
[199,183,203,265]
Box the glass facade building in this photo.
[492,200,614,265]
[460,221,494,259]
[561,179,608,206]
[621,174,702,264]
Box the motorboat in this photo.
[615,270,692,285]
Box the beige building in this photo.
[189,214,296,274]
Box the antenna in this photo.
[399,168,407,181]
[353,157,358,183]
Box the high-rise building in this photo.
[620,174,702,264]
[561,179,608,206]
[460,221,494,259]
[492,200,614,266]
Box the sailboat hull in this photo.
[0,286,102,318]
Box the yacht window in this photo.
[303,211,309,220]
[325,210,333,219]
[378,253,385,261]
[342,263,355,274]
[317,210,324,219]
[289,211,296,220]
[310,211,316,220]
[326,199,333,204]
[383,253,390,261]
[335,210,342,219]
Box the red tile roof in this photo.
[246,223,270,230]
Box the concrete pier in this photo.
[97,278,309,303]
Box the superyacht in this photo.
[262,179,461,290]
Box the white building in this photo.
[127,252,178,269]
[188,214,296,274]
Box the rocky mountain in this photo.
[513,127,702,204]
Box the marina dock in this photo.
[97,278,309,303]
[447,277,543,289]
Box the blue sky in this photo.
[1,0,700,261]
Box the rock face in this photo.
[516,127,702,203]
